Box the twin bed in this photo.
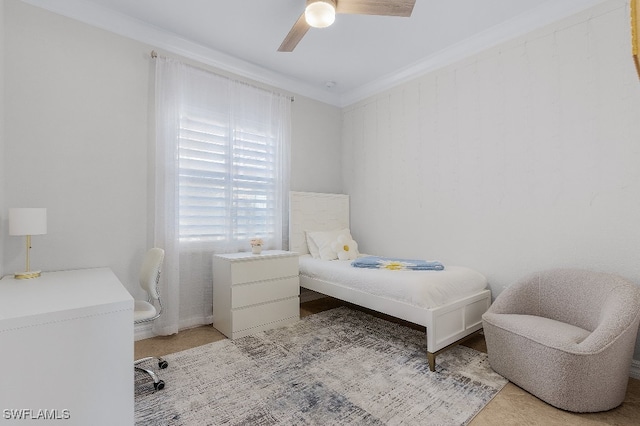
[289,191,491,371]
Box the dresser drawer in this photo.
[230,256,298,285]
[232,297,299,333]
[231,276,299,309]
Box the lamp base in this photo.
[14,270,41,280]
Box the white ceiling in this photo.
[22,0,607,106]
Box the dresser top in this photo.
[214,250,298,262]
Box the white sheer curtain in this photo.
[153,57,291,335]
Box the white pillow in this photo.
[305,231,320,258]
[306,228,353,260]
[331,234,359,261]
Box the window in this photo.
[154,58,291,335]
[178,110,281,246]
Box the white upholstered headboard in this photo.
[289,191,350,255]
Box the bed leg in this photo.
[427,352,436,372]
[425,329,483,372]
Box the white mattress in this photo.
[299,255,488,309]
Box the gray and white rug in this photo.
[135,307,506,425]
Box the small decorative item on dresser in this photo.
[250,238,263,254]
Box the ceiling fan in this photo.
[278,0,416,52]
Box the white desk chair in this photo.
[134,247,168,391]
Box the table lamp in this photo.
[9,208,47,279]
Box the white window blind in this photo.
[178,112,279,245]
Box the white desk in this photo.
[0,268,134,425]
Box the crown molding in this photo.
[19,0,341,106]
[20,0,615,109]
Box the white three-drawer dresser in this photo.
[212,250,299,339]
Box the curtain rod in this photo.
[150,50,295,102]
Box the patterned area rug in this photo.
[135,307,506,425]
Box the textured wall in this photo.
[342,0,640,357]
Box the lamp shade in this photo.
[9,208,47,236]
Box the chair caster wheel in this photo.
[154,380,165,391]
[159,360,168,369]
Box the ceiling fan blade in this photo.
[278,13,311,52]
[336,0,415,17]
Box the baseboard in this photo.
[134,315,214,341]
[630,359,640,380]
[135,323,154,341]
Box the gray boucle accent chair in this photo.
[482,268,640,413]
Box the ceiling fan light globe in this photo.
[305,0,336,28]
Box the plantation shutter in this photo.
[178,113,279,245]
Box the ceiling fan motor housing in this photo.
[305,0,337,28]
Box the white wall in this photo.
[0,0,5,279]
[4,0,150,290]
[291,95,342,193]
[342,0,640,358]
[2,0,342,309]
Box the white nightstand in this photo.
[212,250,299,339]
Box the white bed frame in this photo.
[289,191,491,371]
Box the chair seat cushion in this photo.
[482,313,591,353]
[134,300,158,322]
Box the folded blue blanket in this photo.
[351,256,444,271]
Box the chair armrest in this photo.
[577,284,640,353]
